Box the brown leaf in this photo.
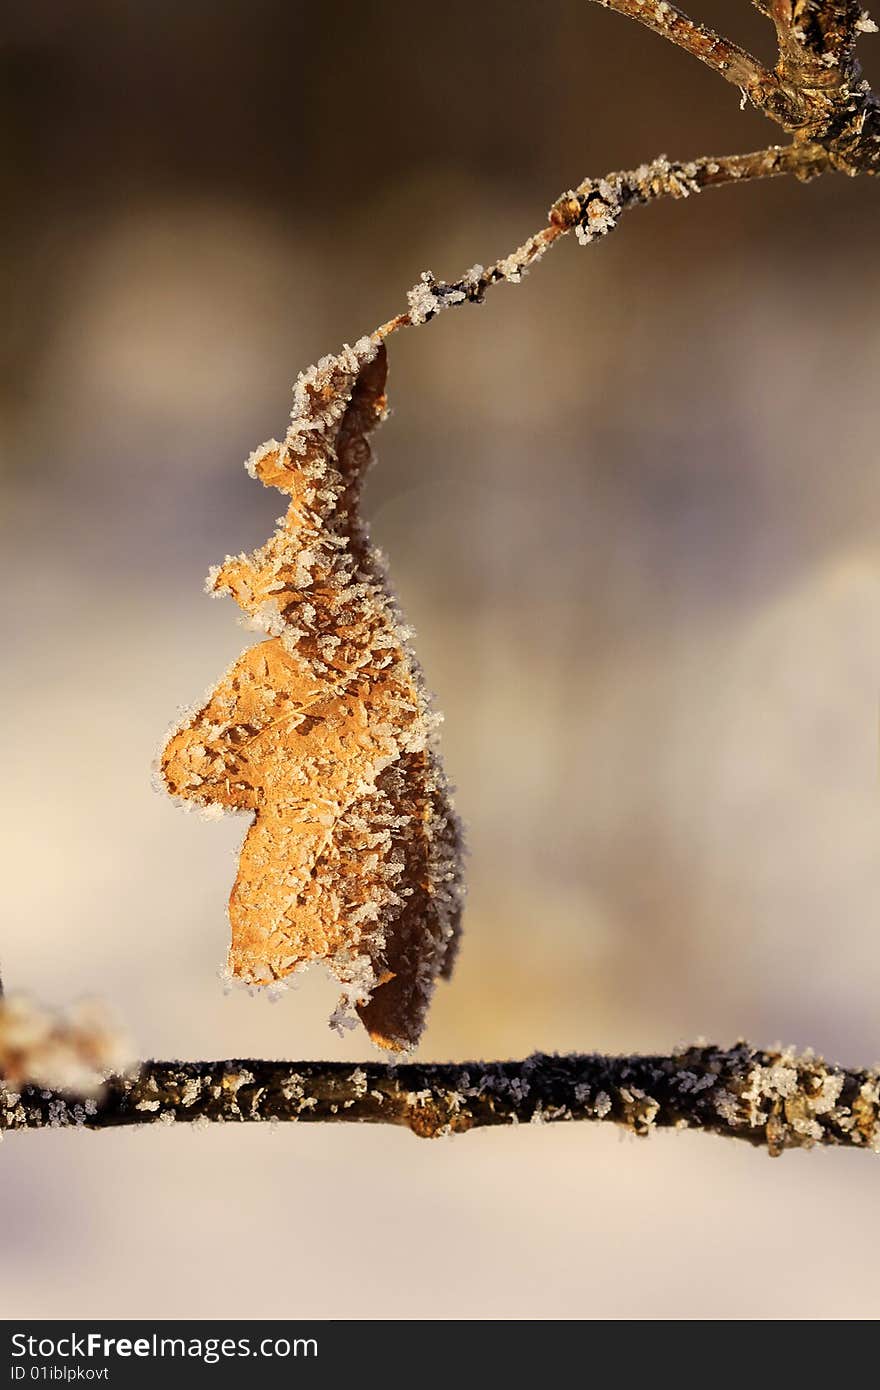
[161,338,463,1050]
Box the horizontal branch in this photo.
[2,1044,878,1154]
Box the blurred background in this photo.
[2,0,880,1320]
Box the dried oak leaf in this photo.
[161,337,464,1051]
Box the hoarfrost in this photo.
[407,272,441,325]
[594,1091,611,1119]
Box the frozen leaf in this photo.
[161,338,464,1051]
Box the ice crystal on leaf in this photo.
[160,338,464,1051]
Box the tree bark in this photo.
[2,1044,878,1155]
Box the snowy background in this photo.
[1,0,879,1318]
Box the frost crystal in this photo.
[594,1091,611,1119]
[573,180,623,245]
[407,272,441,325]
[160,339,464,1051]
[406,271,467,325]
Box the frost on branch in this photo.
[3,1044,877,1152]
[0,994,132,1098]
[161,339,464,1052]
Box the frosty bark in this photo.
[1,1045,878,1155]
[373,147,833,343]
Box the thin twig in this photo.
[2,1045,878,1155]
[588,0,777,93]
[374,143,830,340]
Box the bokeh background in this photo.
[2,0,880,1319]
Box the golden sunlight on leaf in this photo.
[160,339,464,1051]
